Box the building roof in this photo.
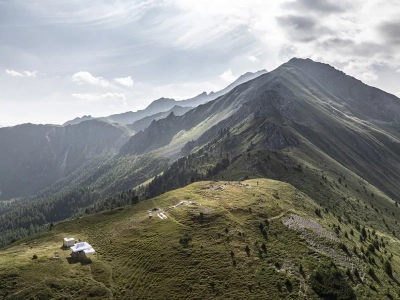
[70,242,95,254]
[63,237,75,242]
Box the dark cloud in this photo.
[378,21,400,45]
[282,0,345,14]
[318,38,388,57]
[276,15,331,42]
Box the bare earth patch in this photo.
[283,214,365,277]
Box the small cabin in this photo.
[63,237,76,248]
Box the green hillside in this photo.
[1,179,399,299]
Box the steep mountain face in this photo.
[213,69,268,98]
[0,120,133,200]
[120,112,180,156]
[120,58,400,200]
[128,105,192,132]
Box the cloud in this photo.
[343,60,378,82]
[276,15,331,42]
[6,70,23,77]
[72,93,127,105]
[378,21,400,45]
[6,69,37,77]
[114,76,133,87]
[316,38,384,58]
[220,69,236,83]
[72,71,110,87]
[2,0,400,125]
[282,0,345,14]
[23,71,38,77]
[248,55,260,63]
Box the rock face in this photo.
[0,120,132,199]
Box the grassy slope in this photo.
[1,179,399,299]
[0,153,168,248]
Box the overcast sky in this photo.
[1,0,399,126]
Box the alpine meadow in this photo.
[1,1,400,299]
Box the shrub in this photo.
[361,227,367,238]
[367,243,375,254]
[179,233,192,247]
[32,254,38,260]
[384,260,393,277]
[245,245,251,256]
[261,243,267,253]
[310,264,356,300]
[368,267,375,277]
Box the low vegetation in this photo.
[1,179,399,299]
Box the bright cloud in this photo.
[343,60,378,82]
[72,71,110,87]
[6,70,23,77]
[23,71,38,77]
[6,70,37,77]
[248,55,260,63]
[114,76,133,87]
[220,69,236,83]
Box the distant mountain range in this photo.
[64,69,267,126]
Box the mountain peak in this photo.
[286,57,338,71]
[166,111,175,119]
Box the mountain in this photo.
[63,115,93,126]
[63,69,268,126]
[0,120,134,200]
[128,105,193,133]
[101,97,176,125]
[2,58,400,299]
[212,69,268,99]
[120,58,400,200]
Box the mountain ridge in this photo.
[63,69,268,126]
[119,58,400,200]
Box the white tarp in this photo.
[84,247,95,254]
[70,242,95,253]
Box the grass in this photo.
[1,179,400,299]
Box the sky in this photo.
[1,0,400,126]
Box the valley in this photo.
[1,58,400,299]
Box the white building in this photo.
[63,237,76,247]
